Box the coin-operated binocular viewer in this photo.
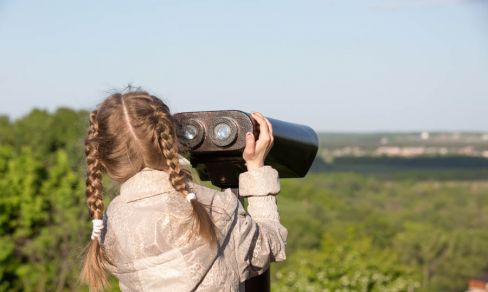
[173,110,318,292]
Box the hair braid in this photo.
[80,110,110,291]
[151,104,217,244]
[85,111,104,219]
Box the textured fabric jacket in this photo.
[102,165,288,291]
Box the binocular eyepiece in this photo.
[174,110,318,188]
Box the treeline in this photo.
[318,132,488,148]
[311,156,488,180]
[1,108,488,291]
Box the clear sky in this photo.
[0,0,487,132]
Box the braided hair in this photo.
[79,110,111,291]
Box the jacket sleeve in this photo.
[233,165,288,282]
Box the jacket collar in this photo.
[119,168,176,203]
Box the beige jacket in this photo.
[102,166,287,291]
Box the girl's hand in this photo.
[243,112,274,171]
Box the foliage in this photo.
[273,231,420,292]
[1,108,488,291]
[275,173,488,291]
[0,146,88,291]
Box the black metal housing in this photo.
[173,110,318,188]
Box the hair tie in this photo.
[186,192,196,202]
[91,219,104,241]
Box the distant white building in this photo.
[421,131,430,140]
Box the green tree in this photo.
[0,147,90,291]
[0,146,45,291]
[16,150,87,291]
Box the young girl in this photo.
[80,90,287,291]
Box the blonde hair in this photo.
[80,90,217,291]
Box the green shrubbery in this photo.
[274,173,488,291]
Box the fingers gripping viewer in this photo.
[80,90,288,292]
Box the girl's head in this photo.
[80,89,216,291]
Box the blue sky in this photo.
[0,0,487,132]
